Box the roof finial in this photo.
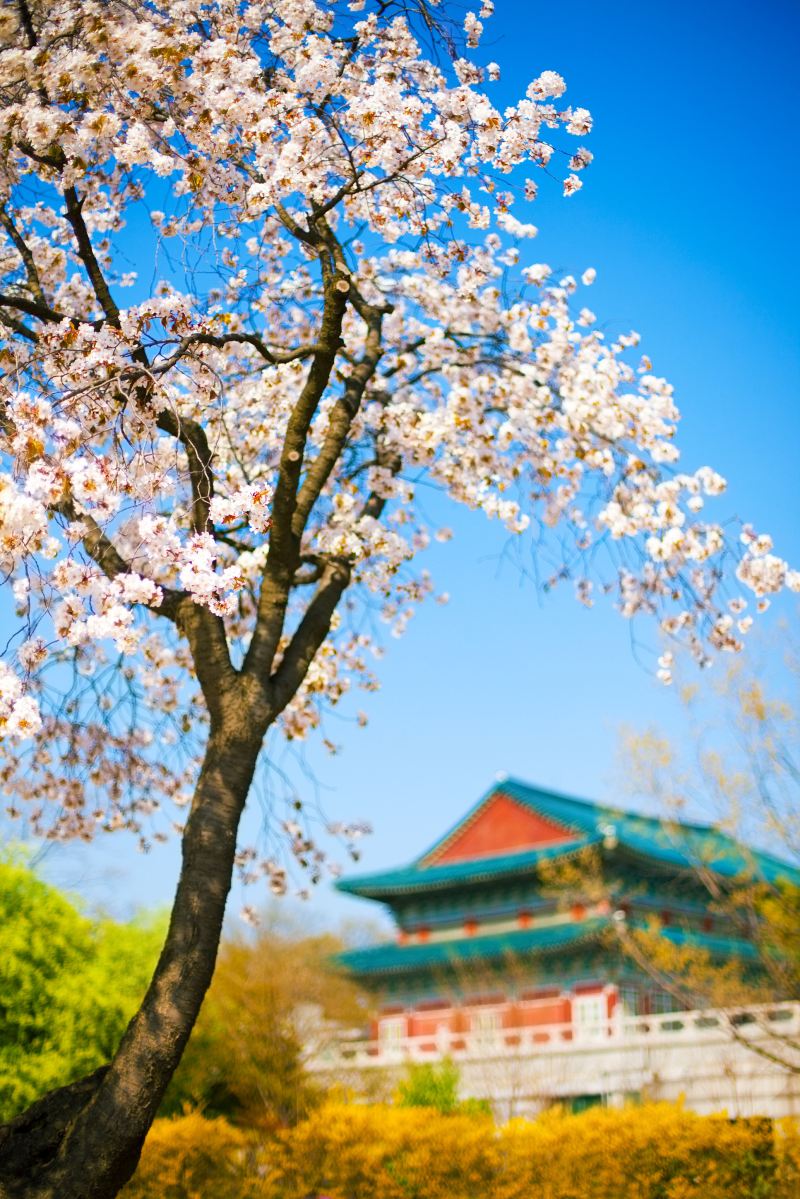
[599,821,618,849]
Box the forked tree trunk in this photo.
[0,719,265,1199]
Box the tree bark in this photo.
[0,717,266,1199]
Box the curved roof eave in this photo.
[336,778,800,899]
[336,915,611,976]
[335,917,759,979]
[335,833,601,898]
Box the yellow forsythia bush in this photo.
[775,1118,800,1197]
[125,1102,800,1199]
[121,1111,267,1199]
[262,1101,789,1199]
[262,1102,497,1199]
[498,1105,777,1199]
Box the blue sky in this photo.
[40,0,800,931]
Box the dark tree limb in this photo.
[270,557,352,714]
[0,292,95,329]
[242,271,350,682]
[152,331,321,373]
[0,208,46,303]
[0,310,36,342]
[0,714,268,1199]
[0,1068,109,1195]
[291,302,385,541]
[155,408,216,535]
[52,496,187,623]
[62,186,121,327]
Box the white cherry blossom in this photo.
[0,0,792,855]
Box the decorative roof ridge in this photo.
[499,775,789,852]
[417,794,488,867]
[476,778,800,884]
[410,776,610,867]
[501,776,605,812]
[410,780,508,866]
[420,785,578,868]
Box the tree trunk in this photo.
[0,720,265,1199]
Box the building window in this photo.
[650,990,678,1014]
[619,987,642,1017]
[378,1017,406,1046]
[572,993,606,1039]
[472,1008,501,1035]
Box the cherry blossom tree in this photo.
[0,0,795,1194]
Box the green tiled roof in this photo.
[338,835,601,899]
[337,917,611,977]
[657,924,760,961]
[336,778,800,899]
[336,917,759,979]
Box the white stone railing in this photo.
[307,1002,800,1071]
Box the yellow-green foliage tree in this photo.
[162,916,364,1129]
[617,658,800,1060]
[0,857,162,1120]
[396,1058,491,1117]
[538,654,800,1074]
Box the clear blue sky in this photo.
[40,0,800,932]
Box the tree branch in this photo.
[10,174,235,701]
[291,303,385,541]
[155,408,216,535]
[64,474,240,715]
[0,291,84,327]
[269,557,352,714]
[242,271,350,681]
[151,331,321,374]
[63,186,121,326]
[0,309,37,342]
[53,496,186,623]
[0,207,46,303]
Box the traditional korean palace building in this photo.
[310,778,800,1117]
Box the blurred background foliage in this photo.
[0,854,365,1130]
[395,1058,491,1118]
[161,916,365,1129]
[0,852,164,1120]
